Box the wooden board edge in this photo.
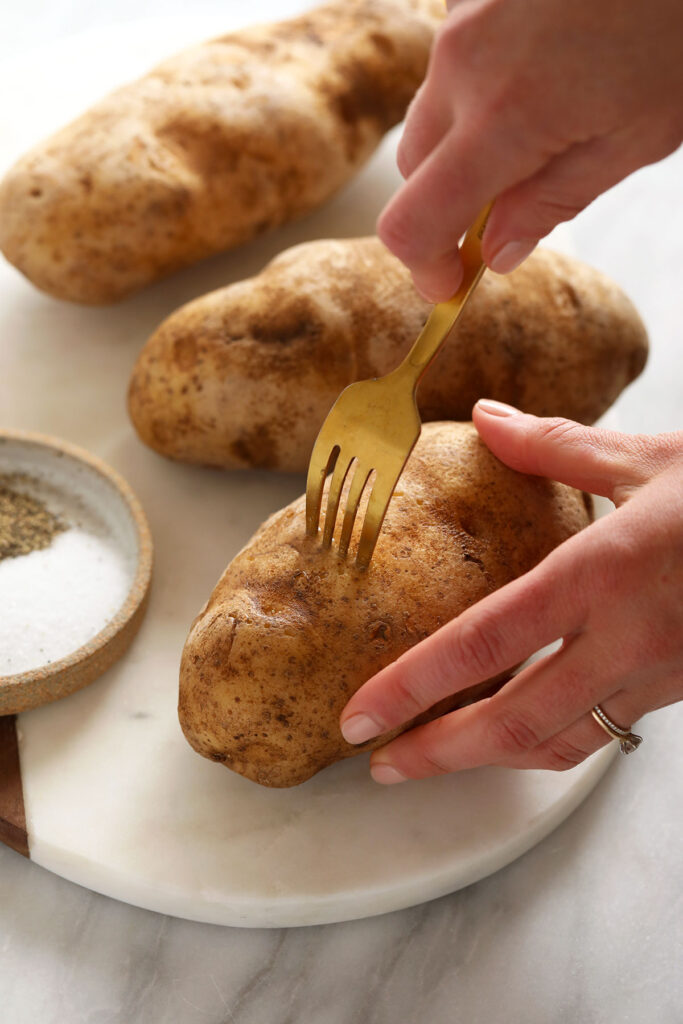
[0,715,29,857]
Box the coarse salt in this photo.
[0,460,138,678]
[0,525,133,676]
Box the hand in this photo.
[377,0,683,301]
[340,400,683,783]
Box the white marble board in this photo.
[0,10,618,928]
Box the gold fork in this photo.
[305,202,493,569]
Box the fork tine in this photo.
[338,462,373,559]
[322,452,354,548]
[355,469,402,569]
[306,443,339,536]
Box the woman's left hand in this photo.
[339,401,683,783]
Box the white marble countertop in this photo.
[1,3,682,1021]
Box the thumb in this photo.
[472,401,652,502]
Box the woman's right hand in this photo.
[378,0,683,301]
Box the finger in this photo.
[370,652,676,782]
[397,4,476,180]
[377,119,548,301]
[396,80,452,180]
[483,126,674,271]
[508,694,639,771]
[366,633,613,780]
[410,251,464,303]
[507,713,612,772]
[339,542,586,746]
[472,403,655,500]
[507,670,677,770]
[368,703,613,783]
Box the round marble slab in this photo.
[0,431,153,714]
[9,710,617,927]
[0,11,618,928]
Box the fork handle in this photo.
[393,201,493,387]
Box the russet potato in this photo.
[129,240,648,472]
[179,422,593,787]
[0,0,443,303]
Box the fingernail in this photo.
[371,763,407,785]
[489,240,536,274]
[341,713,382,746]
[476,398,520,417]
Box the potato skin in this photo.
[130,241,648,471]
[179,422,593,787]
[0,1,443,304]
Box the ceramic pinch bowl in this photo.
[0,430,153,715]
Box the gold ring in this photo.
[591,704,643,755]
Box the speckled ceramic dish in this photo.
[0,430,152,714]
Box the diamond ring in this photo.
[591,704,643,755]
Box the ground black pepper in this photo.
[0,474,65,560]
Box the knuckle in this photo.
[534,416,586,449]
[410,714,458,777]
[489,711,541,757]
[434,5,485,66]
[523,416,597,476]
[446,614,503,679]
[415,744,451,777]
[497,416,590,477]
[538,736,592,772]
[388,671,432,723]
[377,203,421,264]
[529,191,585,227]
[433,17,467,63]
